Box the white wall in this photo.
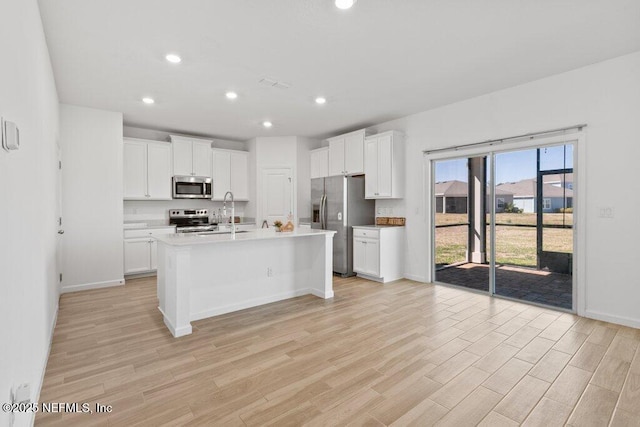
[123,125,246,151]
[60,105,125,292]
[296,137,320,221]
[0,0,60,425]
[368,50,640,328]
[249,136,319,225]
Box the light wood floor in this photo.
[37,276,640,426]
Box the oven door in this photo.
[173,176,211,199]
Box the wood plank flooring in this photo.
[36,276,640,426]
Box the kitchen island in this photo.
[155,228,336,337]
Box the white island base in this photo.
[155,229,336,337]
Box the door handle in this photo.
[58,230,64,235]
[321,194,327,229]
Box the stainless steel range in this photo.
[169,209,217,233]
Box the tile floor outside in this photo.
[436,263,573,309]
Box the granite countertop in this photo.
[155,228,336,246]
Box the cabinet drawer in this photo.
[124,227,175,238]
[353,228,379,239]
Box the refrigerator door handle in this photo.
[321,194,327,229]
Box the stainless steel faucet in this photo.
[223,191,235,238]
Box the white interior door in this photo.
[262,168,293,225]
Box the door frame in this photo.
[424,130,586,315]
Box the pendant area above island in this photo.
[155,228,336,337]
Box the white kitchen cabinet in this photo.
[123,227,176,275]
[170,135,212,177]
[364,131,404,199]
[353,226,404,283]
[310,147,329,179]
[124,238,152,274]
[124,138,172,200]
[327,129,368,176]
[212,149,249,201]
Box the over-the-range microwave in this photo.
[172,176,212,199]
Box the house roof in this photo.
[543,173,574,185]
[435,181,468,197]
[496,179,573,198]
[435,180,512,197]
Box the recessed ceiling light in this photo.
[226,91,238,100]
[315,97,327,105]
[262,121,273,128]
[165,54,182,64]
[142,97,155,104]
[335,0,356,10]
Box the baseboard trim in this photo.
[61,278,125,293]
[190,288,312,322]
[30,298,59,425]
[403,273,427,283]
[310,288,334,299]
[585,309,640,329]
[158,306,192,338]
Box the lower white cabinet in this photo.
[124,227,176,274]
[353,226,404,283]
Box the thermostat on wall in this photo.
[2,118,20,151]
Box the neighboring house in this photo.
[435,180,468,213]
[435,180,514,213]
[543,173,574,190]
[496,178,573,213]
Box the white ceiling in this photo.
[38,0,640,141]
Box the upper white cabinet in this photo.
[310,147,329,179]
[212,149,249,201]
[170,135,212,177]
[364,131,404,199]
[327,129,368,176]
[123,138,172,200]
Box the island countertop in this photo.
[154,228,336,246]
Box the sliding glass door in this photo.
[431,140,576,311]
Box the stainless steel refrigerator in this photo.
[311,175,375,276]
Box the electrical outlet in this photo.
[377,207,382,214]
[598,206,614,218]
[267,267,273,277]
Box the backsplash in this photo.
[124,200,247,223]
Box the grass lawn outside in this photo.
[435,213,573,267]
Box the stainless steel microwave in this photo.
[172,176,212,199]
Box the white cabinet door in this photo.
[377,134,393,197]
[365,239,380,276]
[172,139,193,176]
[212,150,231,200]
[123,140,147,199]
[150,239,158,271]
[192,141,212,177]
[344,133,364,174]
[328,138,345,176]
[310,148,329,179]
[230,151,248,200]
[124,238,151,274]
[364,138,378,198]
[353,238,367,273]
[146,143,172,200]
